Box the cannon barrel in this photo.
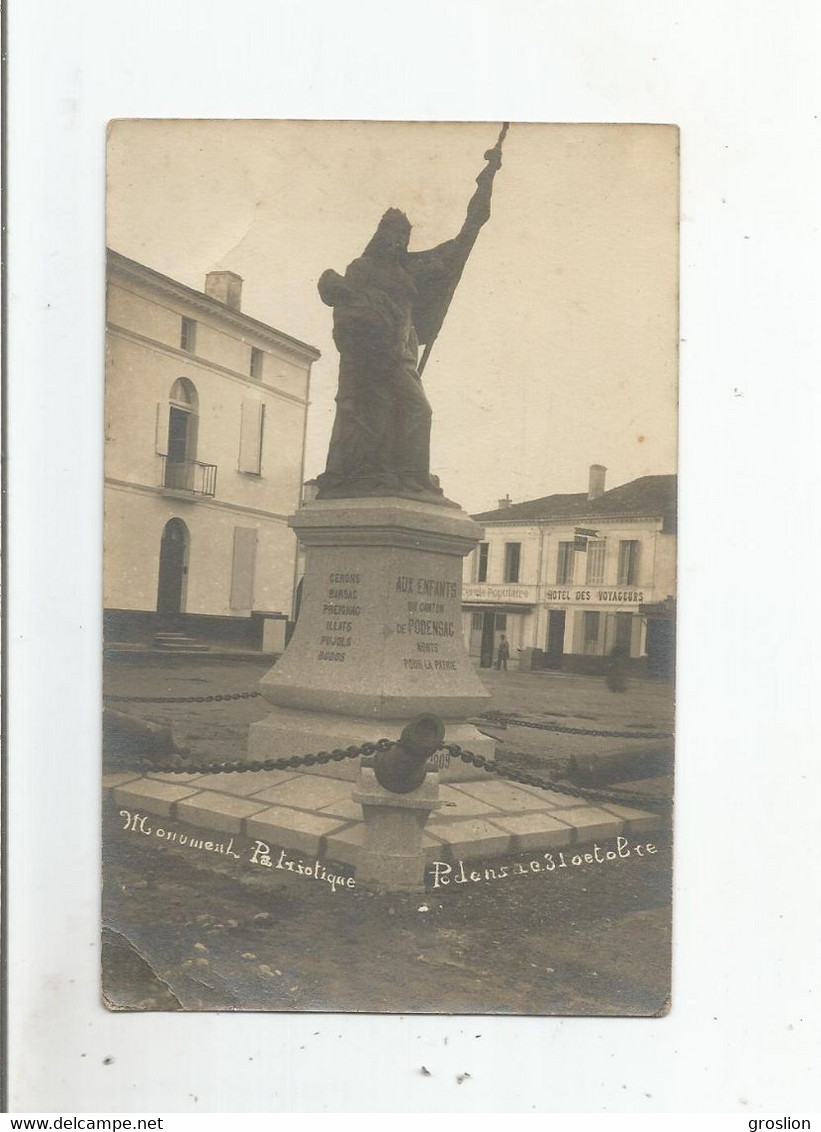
[372,713,446,794]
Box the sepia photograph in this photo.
[102,119,678,1015]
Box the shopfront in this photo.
[461,583,538,668]
[544,586,648,672]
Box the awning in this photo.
[461,603,536,614]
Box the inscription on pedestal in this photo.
[396,575,461,673]
[318,572,363,662]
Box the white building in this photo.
[462,466,677,677]
[105,249,320,649]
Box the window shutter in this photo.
[239,399,264,473]
[230,527,258,611]
[618,540,641,585]
[631,613,643,657]
[156,402,170,454]
[571,610,585,653]
[185,412,199,461]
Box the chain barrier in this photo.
[479,711,673,741]
[117,740,672,814]
[105,691,262,704]
[121,741,392,778]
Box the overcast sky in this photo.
[107,120,678,513]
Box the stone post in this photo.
[352,765,441,892]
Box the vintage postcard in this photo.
[102,120,678,1014]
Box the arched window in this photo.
[161,379,199,489]
[170,378,198,410]
[157,518,190,616]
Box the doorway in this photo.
[157,518,189,618]
[545,609,566,669]
[479,611,496,668]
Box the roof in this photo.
[472,474,677,532]
[107,248,321,363]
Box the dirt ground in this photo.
[103,654,674,1015]
[103,812,672,1016]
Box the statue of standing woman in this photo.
[316,126,507,503]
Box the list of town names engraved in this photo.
[318,572,362,662]
[316,572,461,673]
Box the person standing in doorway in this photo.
[496,634,510,671]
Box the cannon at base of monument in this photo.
[353,714,447,893]
[370,714,446,794]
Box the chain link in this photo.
[105,691,262,704]
[116,738,671,813]
[123,739,393,778]
[479,711,673,741]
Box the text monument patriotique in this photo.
[249,126,509,781]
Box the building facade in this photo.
[105,249,320,648]
[461,467,677,677]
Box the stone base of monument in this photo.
[249,495,496,782]
[106,768,664,885]
[351,766,441,892]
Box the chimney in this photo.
[588,464,607,500]
[205,270,243,311]
[497,494,512,509]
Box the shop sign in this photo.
[545,587,647,605]
[462,583,537,604]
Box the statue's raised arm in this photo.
[407,123,508,365]
[458,122,508,247]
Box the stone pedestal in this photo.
[248,496,495,781]
[352,766,441,891]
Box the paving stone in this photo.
[323,823,364,866]
[246,807,349,857]
[437,785,499,818]
[103,772,143,789]
[113,779,201,818]
[324,824,443,868]
[557,806,625,843]
[448,779,553,814]
[318,796,363,821]
[176,792,270,834]
[251,775,353,811]
[596,803,663,835]
[186,770,299,797]
[496,782,580,808]
[425,817,512,858]
[489,812,575,851]
[148,772,205,783]
[537,789,591,808]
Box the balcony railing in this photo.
[160,456,217,497]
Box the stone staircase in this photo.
[153,631,211,654]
